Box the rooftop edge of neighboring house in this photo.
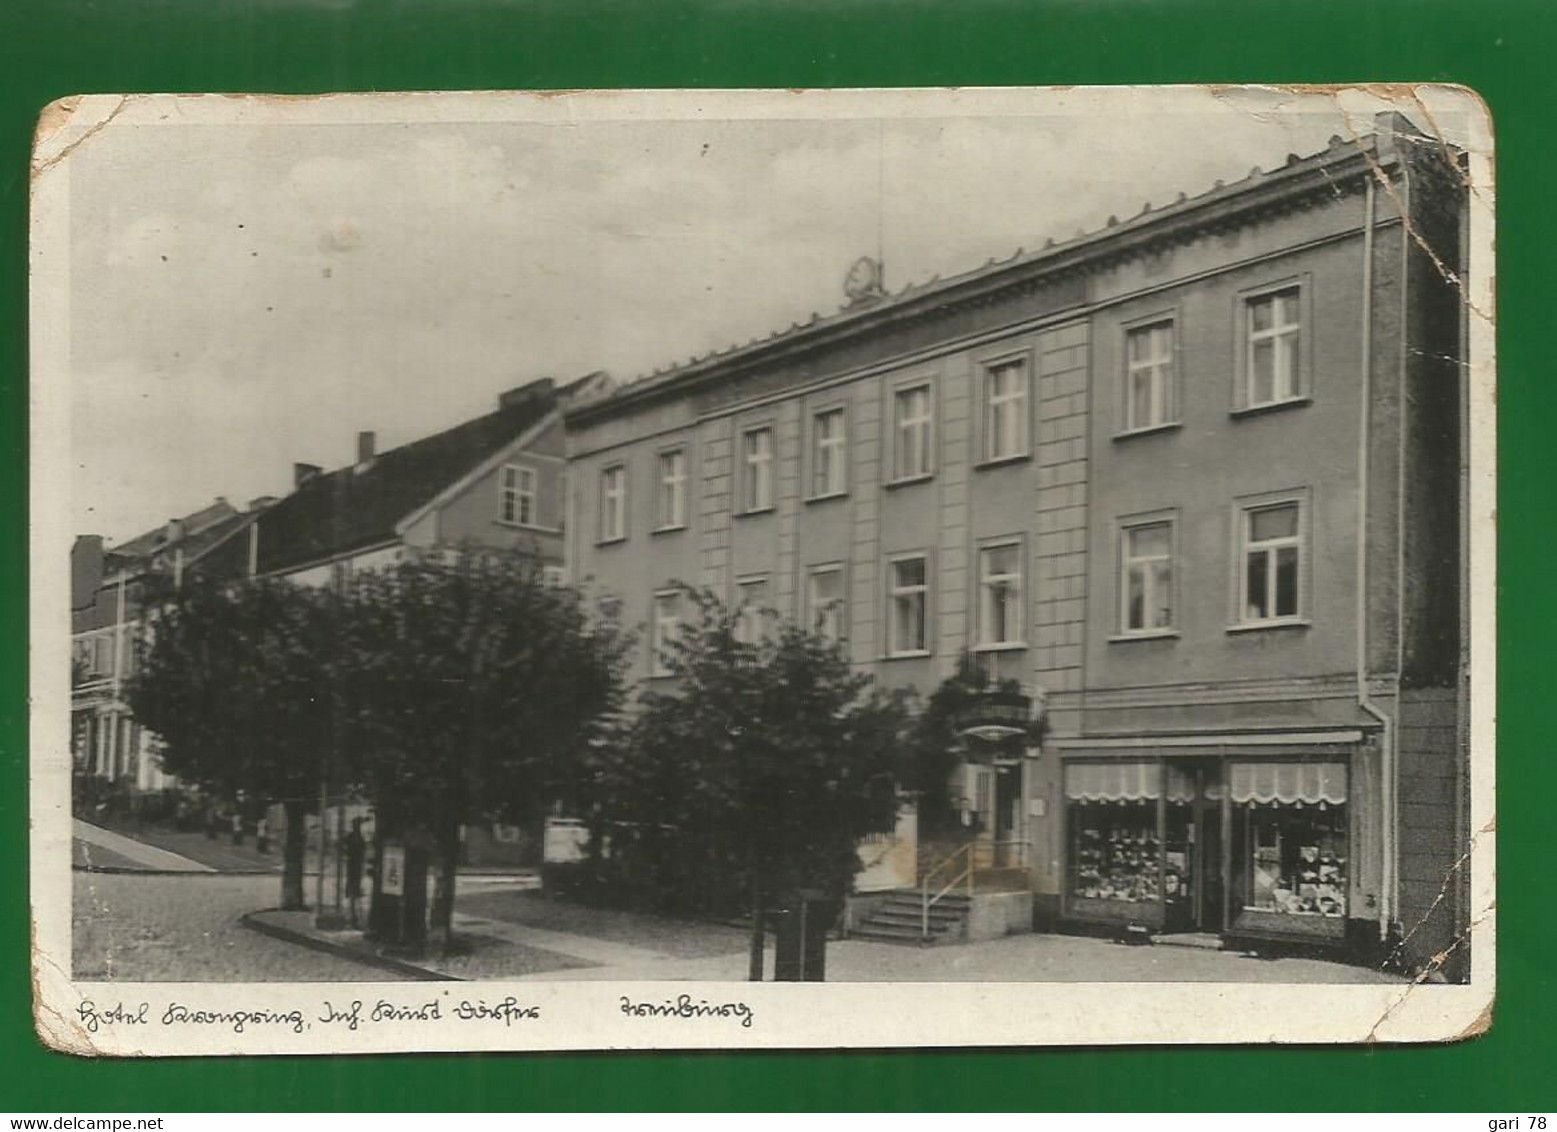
[71,499,256,611]
[251,372,609,576]
[568,110,1458,424]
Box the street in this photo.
[72,872,409,982]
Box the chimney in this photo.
[248,495,278,513]
[356,431,376,466]
[165,517,185,544]
[294,462,322,488]
[498,378,555,410]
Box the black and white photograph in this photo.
[29,85,1495,1053]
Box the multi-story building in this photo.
[564,113,1469,975]
[70,497,262,806]
[188,372,606,866]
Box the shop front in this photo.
[1060,753,1358,949]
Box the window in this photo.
[599,465,626,542]
[597,595,622,626]
[1120,521,1173,633]
[811,407,846,498]
[656,448,686,530]
[1124,321,1175,431]
[1240,501,1302,623]
[893,384,933,480]
[651,590,682,676]
[735,576,769,644]
[977,542,1023,647]
[500,464,538,526]
[742,427,774,513]
[1245,287,1302,407]
[982,359,1029,461]
[807,565,845,642]
[888,555,929,655]
[1229,762,1348,923]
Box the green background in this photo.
[0,0,1545,1112]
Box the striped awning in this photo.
[1229,762,1347,806]
[1064,761,1159,802]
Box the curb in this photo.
[74,864,275,877]
[240,911,461,982]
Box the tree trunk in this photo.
[431,816,460,950]
[747,847,765,982]
[280,799,307,911]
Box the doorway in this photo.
[1163,758,1225,934]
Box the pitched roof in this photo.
[253,383,559,576]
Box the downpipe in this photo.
[1354,176,1400,954]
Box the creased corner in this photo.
[31,918,100,1057]
[31,94,131,184]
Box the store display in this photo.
[1070,810,1161,903]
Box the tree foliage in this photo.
[903,650,1045,837]
[341,549,632,938]
[126,576,337,908]
[600,588,910,920]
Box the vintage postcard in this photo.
[29,85,1495,1054]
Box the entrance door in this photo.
[993,765,1019,867]
[1164,759,1225,933]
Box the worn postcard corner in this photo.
[29,83,1494,1055]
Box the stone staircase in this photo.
[850,890,970,945]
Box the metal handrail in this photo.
[919,839,1034,937]
[920,843,975,938]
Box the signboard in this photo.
[380,842,405,896]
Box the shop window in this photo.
[1065,761,1163,906]
[1229,762,1348,920]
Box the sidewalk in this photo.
[249,885,1405,984]
[73,818,216,873]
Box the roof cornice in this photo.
[569,139,1389,425]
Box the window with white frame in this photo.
[888,555,929,655]
[1240,501,1302,623]
[500,463,538,526]
[807,565,845,642]
[811,407,846,497]
[651,590,682,675]
[742,426,774,512]
[1245,287,1303,407]
[1124,321,1175,431]
[597,595,622,626]
[893,384,933,480]
[599,465,626,542]
[1120,521,1173,633]
[982,359,1029,461]
[735,576,769,644]
[977,542,1023,647]
[656,448,686,529]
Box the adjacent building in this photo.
[70,497,262,806]
[564,113,1469,975]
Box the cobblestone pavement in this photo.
[72,872,408,982]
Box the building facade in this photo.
[71,497,261,806]
[564,113,1469,975]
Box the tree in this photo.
[127,576,338,909]
[611,588,910,979]
[904,650,1046,838]
[342,548,631,948]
